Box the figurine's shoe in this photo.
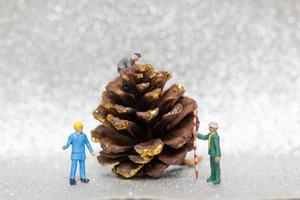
[206,177,214,182]
[69,179,76,185]
[213,179,221,185]
[80,178,89,183]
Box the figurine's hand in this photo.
[62,145,66,150]
[215,157,220,163]
[91,152,96,157]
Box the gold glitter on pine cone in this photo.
[91,64,198,178]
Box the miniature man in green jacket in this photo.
[197,122,221,184]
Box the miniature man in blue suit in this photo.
[62,121,96,185]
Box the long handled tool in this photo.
[193,110,199,179]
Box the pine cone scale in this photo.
[134,138,164,157]
[128,154,153,164]
[100,138,133,154]
[112,161,144,178]
[157,84,185,114]
[105,114,144,138]
[157,145,189,165]
[162,114,194,149]
[105,78,137,107]
[143,161,168,178]
[150,103,183,136]
[92,125,135,142]
[97,154,128,165]
[166,97,197,131]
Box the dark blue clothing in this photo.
[117,57,134,73]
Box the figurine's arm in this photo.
[117,58,129,73]
[213,135,221,157]
[85,135,95,154]
[117,58,126,72]
[62,135,72,150]
[197,132,209,140]
[127,60,133,68]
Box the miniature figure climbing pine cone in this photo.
[91,64,199,178]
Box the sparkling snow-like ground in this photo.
[0,0,300,199]
[1,154,300,200]
[0,155,300,200]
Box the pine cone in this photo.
[91,64,198,178]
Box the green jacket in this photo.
[197,132,221,157]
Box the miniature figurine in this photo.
[117,53,141,91]
[62,121,96,185]
[197,122,221,184]
[117,52,141,74]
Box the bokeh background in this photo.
[0,0,299,199]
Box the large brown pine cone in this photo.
[91,64,198,178]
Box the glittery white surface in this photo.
[0,0,300,199]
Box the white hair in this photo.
[209,122,219,129]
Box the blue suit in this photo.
[64,132,94,179]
